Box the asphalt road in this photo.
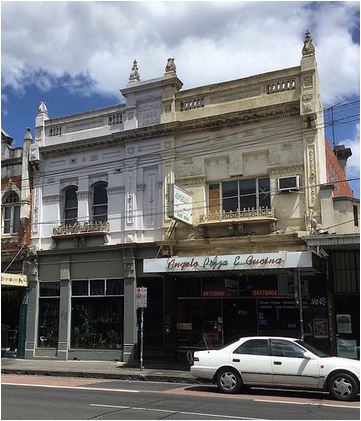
[1,374,359,420]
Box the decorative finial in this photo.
[302,30,315,56]
[165,58,176,73]
[129,60,140,82]
[38,101,48,114]
[24,127,33,141]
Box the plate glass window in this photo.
[38,282,60,347]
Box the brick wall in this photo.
[325,140,353,197]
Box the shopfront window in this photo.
[175,274,312,353]
[257,298,311,337]
[38,282,60,347]
[1,288,21,351]
[71,279,124,349]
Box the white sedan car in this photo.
[191,336,360,401]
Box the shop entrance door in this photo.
[1,288,21,355]
[223,299,257,344]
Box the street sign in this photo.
[168,184,192,225]
[136,287,147,308]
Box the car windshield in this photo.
[295,340,328,357]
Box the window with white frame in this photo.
[92,182,108,222]
[64,185,78,225]
[2,191,20,234]
[208,177,271,214]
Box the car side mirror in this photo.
[303,351,314,360]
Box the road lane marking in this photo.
[3,380,359,410]
[2,383,139,393]
[90,404,263,419]
[253,399,359,409]
[166,386,360,408]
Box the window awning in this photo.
[1,273,28,287]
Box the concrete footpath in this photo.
[1,358,204,384]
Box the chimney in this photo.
[333,144,352,174]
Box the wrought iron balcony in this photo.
[198,207,276,225]
[52,220,110,236]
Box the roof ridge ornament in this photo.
[302,30,315,56]
[38,101,48,114]
[129,59,140,82]
[165,58,176,74]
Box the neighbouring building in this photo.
[303,140,359,359]
[1,128,33,358]
[24,32,359,362]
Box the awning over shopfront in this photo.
[144,251,314,273]
[1,273,28,287]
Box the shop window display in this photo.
[70,279,124,349]
[38,282,60,347]
[175,275,312,354]
[2,288,21,351]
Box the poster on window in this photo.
[313,319,328,338]
[336,339,357,359]
[336,314,352,334]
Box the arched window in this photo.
[92,182,108,222]
[2,191,20,234]
[64,186,78,225]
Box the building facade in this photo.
[1,128,33,358]
[24,32,359,362]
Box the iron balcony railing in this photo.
[52,220,110,236]
[199,207,275,224]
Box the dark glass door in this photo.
[222,299,257,344]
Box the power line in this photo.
[5,105,360,190]
[21,176,360,227]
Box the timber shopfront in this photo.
[25,246,139,361]
[144,251,324,361]
[1,273,28,358]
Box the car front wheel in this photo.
[328,372,358,401]
[216,368,242,394]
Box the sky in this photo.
[1,0,360,196]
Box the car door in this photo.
[270,339,320,388]
[232,338,273,385]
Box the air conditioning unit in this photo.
[278,175,300,192]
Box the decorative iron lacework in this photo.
[53,220,110,235]
[199,207,275,223]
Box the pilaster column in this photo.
[122,248,137,363]
[57,261,71,360]
[24,276,39,358]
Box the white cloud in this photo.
[1,1,359,105]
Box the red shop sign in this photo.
[252,289,278,297]
[203,290,225,297]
